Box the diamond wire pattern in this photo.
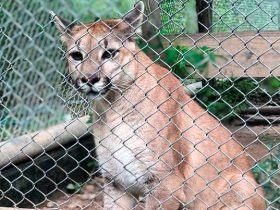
[0,0,279,209]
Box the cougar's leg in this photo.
[214,175,266,210]
[103,184,136,210]
[144,175,186,210]
[145,191,182,210]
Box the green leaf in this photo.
[165,47,180,65]
[66,183,76,190]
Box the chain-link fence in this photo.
[1,0,279,209]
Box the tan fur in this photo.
[54,7,266,210]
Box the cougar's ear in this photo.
[50,11,74,42]
[122,1,145,35]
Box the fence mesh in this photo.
[0,0,279,209]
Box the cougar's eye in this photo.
[69,51,83,61]
[102,49,119,60]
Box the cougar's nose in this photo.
[81,75,100,86]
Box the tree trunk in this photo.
[141,0,164,61]
[196,0,213,32]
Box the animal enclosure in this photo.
[1,0,280,209]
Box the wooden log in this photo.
[0,208,37,210]
[242,106,280,115]
[162,31,280,78]
[0,116,91,168]
[234,115,280,126]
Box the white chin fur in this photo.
[87,92,108,101]
[79,84,91,93]
[87,92,100,100]
[78,82,108,100]
[79,82,105,93]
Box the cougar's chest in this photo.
[93,110,153,192]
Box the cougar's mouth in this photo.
[76,77,112,99]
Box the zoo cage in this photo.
[0,0,280,209]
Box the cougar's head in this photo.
[52,2,144,99]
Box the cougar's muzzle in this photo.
[75,75,111,99]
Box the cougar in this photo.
[52,2,265,209]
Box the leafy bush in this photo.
[149,43,280,122]
[69,0,134,21]
[196,79,257,120]
[136,40,217,79]
[164,45,216,79]
[260,77,280,95]
[253,142,280,208]
[136,41,258,121]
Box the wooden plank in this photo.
[162,31,280,78]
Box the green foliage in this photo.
[212,0,279,32]
[195,77,280,121]
[69,0,135,21]
[164,45,217,79]
[86,159,99,170]
[253,143,280,208]
[260,77,280,95]
[137,41,254,121]
[66,182,83,194]
[196,79,257,120]
[136,40,218,79]
[160,0,198,34]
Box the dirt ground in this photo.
[41,124,279,209]
[41,177,104,210]
[41,176,145,210]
